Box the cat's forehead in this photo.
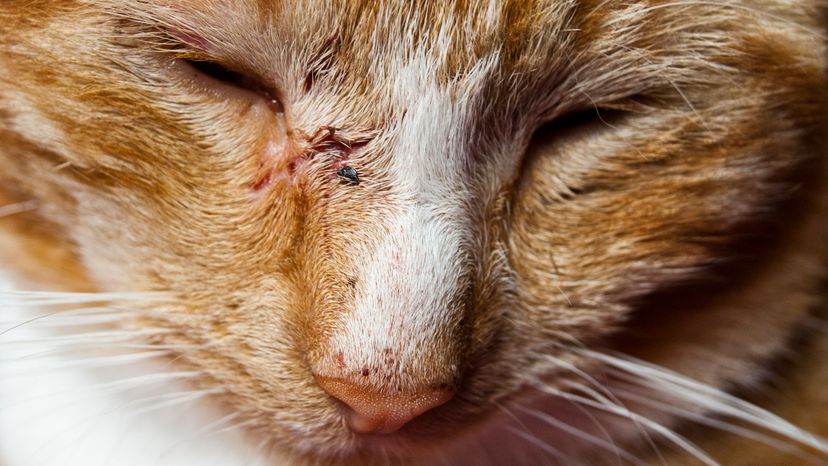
[120,0,701,134]
[144,0,605,110]
[163,0,570,63]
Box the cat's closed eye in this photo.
[184,58,254,89]
[175,55,284,110]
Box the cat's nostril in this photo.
[315,376,455,434]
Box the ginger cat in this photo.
[0,1,827,464]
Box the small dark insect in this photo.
[337,166,360,185]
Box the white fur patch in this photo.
[0,274,278,466]
[326,65,481,380]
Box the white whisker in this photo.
[0,311,128,333]
[0,200,38,218]
[28,387,225,466]
[0,350,171,378]
[514,404,647,465]
[2,343,207,362]
[90,371,205,394]
[0,328,176,346]
[611,385,825,463]
[2,371,204,410]
[0,347,62,363]
[0,291,171,306]
[243,437,273,466]
[579,349,828,454]
[114,343,207,351]
[543,353,668,464]
[208,418,258,437]
[1,306,205,329]
[124,388,225,420]
[493,400,534,435]
[505,426,570,464]
[533,380,720,466]
[158,411,243,458]
[495,399,581,463]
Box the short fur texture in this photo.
[1,1,827,464]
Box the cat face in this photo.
[1,0,826,464]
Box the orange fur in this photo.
[1,1,827,464]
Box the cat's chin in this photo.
[300,383,640,466]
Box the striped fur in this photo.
[1,1,827,464]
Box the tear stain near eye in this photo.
[251,173,272,192]
[250,148,314,195]
[250,140,286,193]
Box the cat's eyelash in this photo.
[174,55,283,111]
[183,59,251,87]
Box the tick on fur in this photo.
[337,166,360,185]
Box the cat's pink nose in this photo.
[315,376,454,434]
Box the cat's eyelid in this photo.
[173,54,284,113]
[152,23,282,109]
